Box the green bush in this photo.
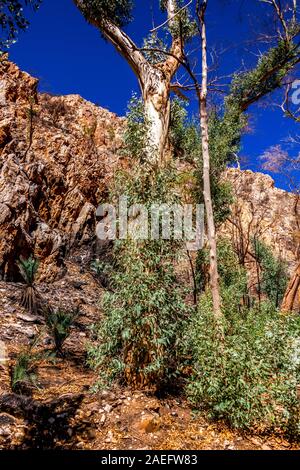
[169,98,201,163]
[11,350,38,394]
[217,239,248,313]
[89,97,190,389]
[196,238,247,307]
[89,236,189,389]
[252,238,288,307]
[17,255,39,286]
[17,255,41,314]
[88,165,189,389]
[186,297,300,436]
[45,307,79,355]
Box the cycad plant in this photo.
[17,255,40,314]
[11,350,38,394]
[45,306,79,356]
[11,334,43,395]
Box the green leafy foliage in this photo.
[45,307,79,355]
[0,0,41,50]
[160,0,197,40]
[89,235,189,388]
[17,255,37,286]
[169,98,201,163]
[208,107,245,172]
[89,163,189,388]
[11,335,47,394]
[217,239,248,308]
[11,350,37,393]
[186,297,300,435]
[89,98,190,389]
[227,40,300,112]
[11,336,54,393]
[142,32,168,65]
[75,0,133,28]
[252,238,288,307]
[211,179,234,225]
[123,94,148,161]
[196,238,247,306]
[17,255,39,286]
[17,255,41,314]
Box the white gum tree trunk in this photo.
[141,69,171,164]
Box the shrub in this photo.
[11,350,37,393]
[89,236,189,390]
[196,238,247,307]
[217,239,248,312]
[17,254,38,286]
[45,306,79,355]
[89,96,190,389]
[185,297,300,437]
[17,255,40,314]
[252,238,288,307]
[10,339,46,394]
[169,98,201,163]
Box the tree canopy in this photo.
[73,0,134,28]
[0,0,41,50]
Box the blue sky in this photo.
[8,0,300,190]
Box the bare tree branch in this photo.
[151,0,193,32]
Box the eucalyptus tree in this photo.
[73,0,195,164]
[74,0,300,321]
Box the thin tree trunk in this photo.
[187,249,198,304]
[281,194,300,312]
[198,1,223,332]
[281,262,300,312]
[253,237,262,311]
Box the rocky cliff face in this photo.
[220,169,300,309]
[0,59,299,284]
[0,59,124,282]
[222,168,299,273]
